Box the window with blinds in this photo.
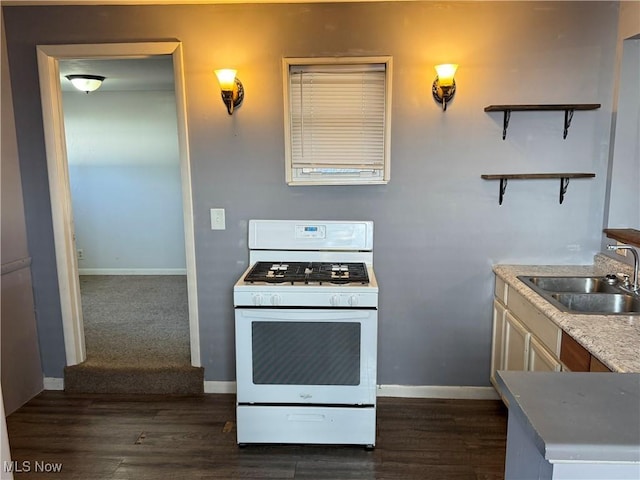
[283,57,392,185]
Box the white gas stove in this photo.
[233,220,378,448]
[233,221,378,308]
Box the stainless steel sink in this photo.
[517,275,640,315]
[525,276,619,293]
[551,293,640,314]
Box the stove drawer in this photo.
[236,405,376,446]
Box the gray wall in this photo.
[606,38,639,229]
[2,2,619,386]
[601,0,639,263]
[1,11,43,414]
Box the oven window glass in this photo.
[252,321,361,385]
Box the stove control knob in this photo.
[330,295,341,306]
[348,295,359,306]
[252,294,263,306]
[270,294,281,306]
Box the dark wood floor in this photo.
[6,392,507,479]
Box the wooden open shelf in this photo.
[484,104,601,140]
[481,173,595,205]
[603,229,640,248]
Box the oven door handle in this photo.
[236,309,373,321]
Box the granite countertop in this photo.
[493,254,640,373]
[496,370,640,463]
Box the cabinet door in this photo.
[528,336,561,372]
[490,300,506,383]
[503,312,530,371]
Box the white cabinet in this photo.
[490,300,506,383]
[491,276,563,384]
[503,312,530,371]
[529,336,562,372]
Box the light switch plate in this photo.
[210,208,226,230]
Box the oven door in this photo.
[235,308,377,406]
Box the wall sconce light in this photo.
[215,69,244,115]
[65,74,106,94]
[432,64,458,111]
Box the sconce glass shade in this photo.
[214,69,244,115]
[65,74,105,93]
[434,64,458,87]
[215,69,237,91]
[432,64,458,111]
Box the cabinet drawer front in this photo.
[495,276,508,304]
[508,288,561,355]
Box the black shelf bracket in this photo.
[501,110,511,140]
[559,177,571,204]
[563,109,574,139]
[499,178,508,205]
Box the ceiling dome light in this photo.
[65,74,106,93]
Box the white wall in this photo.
[63,90,186,273]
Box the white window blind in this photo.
[284,58,391,185]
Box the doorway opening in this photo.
[36,43,201,389]
[61,55,192,373]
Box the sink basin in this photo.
[551,293,640,314]
[522,276,619,293]
[517,275,640,315]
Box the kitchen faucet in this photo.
[607,244,639,292]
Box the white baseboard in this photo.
[78,268,187,275]
[43,378,498,400]
[376,384,499,400]
[43,377,64,391]
[204,381,236,394]
[203,382,498,400]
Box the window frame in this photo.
[282,56,393,186]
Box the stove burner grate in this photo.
[244,261,369,285]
